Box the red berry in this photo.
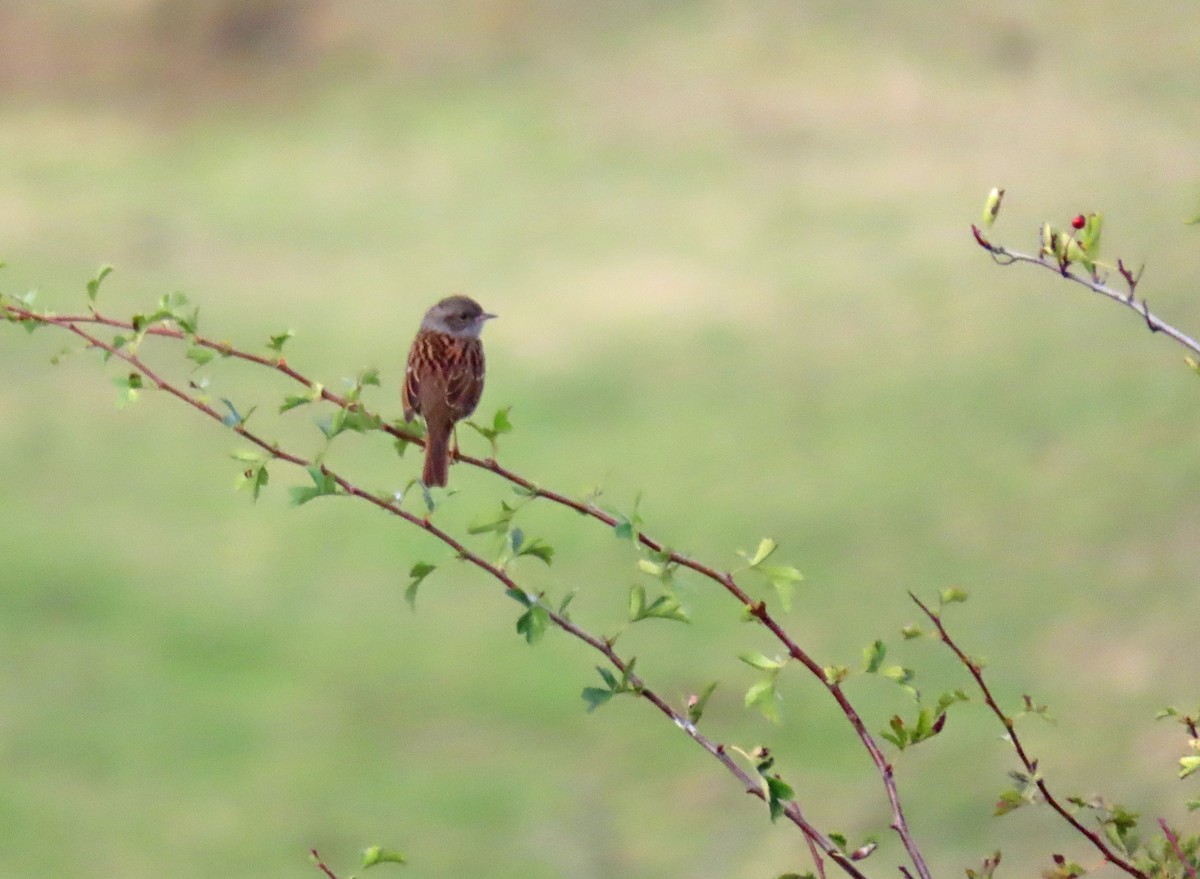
[1071,214,1086,229]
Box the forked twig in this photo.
[910,593,1148,879]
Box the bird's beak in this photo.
[483,312,498,321]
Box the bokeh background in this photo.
[2,2,1199,877]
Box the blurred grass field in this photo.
[2,3,1200,877]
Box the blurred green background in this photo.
[2,2,1199,877]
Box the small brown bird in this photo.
[402,295,496,487]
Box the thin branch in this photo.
[2,302,932,879]
[910,593,1149,879]
[1159,819,1198,879]
[969,227,1200,358]
[7,304,871,879]
[310,850,340,879]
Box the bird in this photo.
[402,295,496,487]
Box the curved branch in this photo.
[3,301,932,879]
[970,226,1200,358]
[6,304,875,879]
[911,593,1148,879]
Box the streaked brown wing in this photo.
[401,341,422,421]
[445,340,485,419]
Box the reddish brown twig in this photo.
[1159,819,1198,879]
[911,593,1148,879]
[310,849,340,879]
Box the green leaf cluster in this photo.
[581,660,639,712]
[685,681,718,726]
[468,496,555,571]
[289,464,339,506]
[738,538,803,611]
[1039,213,1104,276]
[1156,706,1200,780]
[748,750,794,822]
[860,635,966,750]
[508,588,550,645]
[464,406,513,458]
[232,449,271,501]
[404,562,436,609]
[609,493,644,542]
[361,844,407,869]
[994,767,1041,816]
[628,583,688,623]
[740,651,786,723]
[629,548,688,623]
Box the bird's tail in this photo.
[423,425,451,487]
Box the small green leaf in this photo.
[289,464,338,506]
[611,494,644,542]
[628,584,689,623]
[234,462,269,501]
[469,501,517,535]
[361,845,406,867]
[881,665,915,687]
[582,686,614,712]
[340,407,383,434]
[266,329,294,353]
[935,689,970,715]
[886,714,909,749]
[220,397,255,428]
[823,664,848,685]
[629,583,646,619]
[739,537,778,568]
[405,562,436,609]
[939,587,969,605]
[862,639,886,674]
[113,373,142,407]
[393,418,424,458]
[186,344,215,367]
[516,604,549,645]
[900,624,923,639]
[994,788,1027,816]
[739,651,783,671]
[176,305,200,335]
[86,264,114,307]
[517,537,554,565]
[491,407,512,434]
[1180,755,1200,779]
[744,678,780,723]
[687,681,718,725]
[758,564,803,611]
[764,774,794,821]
